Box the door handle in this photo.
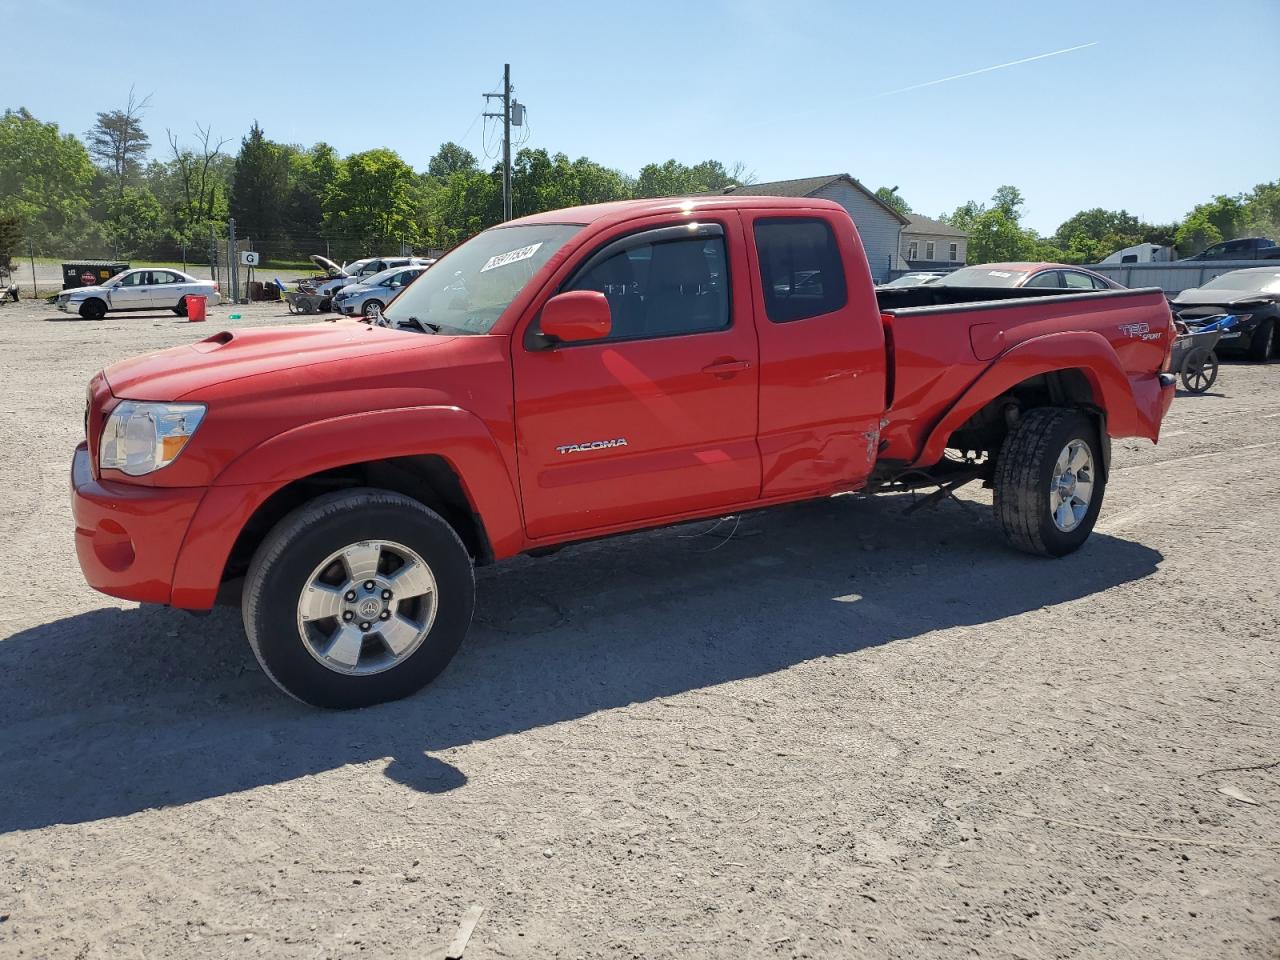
[702,358,751,377]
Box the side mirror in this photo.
[539,290,611,345]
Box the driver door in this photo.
[109,271,153,309]
[512,218,762,540]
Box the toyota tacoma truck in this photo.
[72,196,1177,708]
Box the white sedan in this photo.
[56,268,221,320]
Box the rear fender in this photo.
[170,406,524,608]
[912,330,1157,469]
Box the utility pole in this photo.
[227,218,238,305]
[28,239,37,300]
[484,64,517,221]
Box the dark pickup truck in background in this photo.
[1181,237,1280,262]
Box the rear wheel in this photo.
[242,488,475,709]
[78,298,106,320]
[993,408,1106,557]
[1247,318,1274,362]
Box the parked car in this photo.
[1170,267,1280,361]
[1180,237,1280,262]
[56,268,220,320]
[933,262,1122,290]
[332,263,434,318]
[306,255,435,307]
[71,195,1175,708]
[879,272,945,288]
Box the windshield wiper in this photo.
[398,316,441,334]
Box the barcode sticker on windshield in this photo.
[988,271,1013,278]
[480,242,543,273]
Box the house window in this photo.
[949,242,958,262]
[925,241,935,260]
[907,240,918,260]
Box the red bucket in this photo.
[186,295,207,322]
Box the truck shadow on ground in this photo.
[0,493,1163,833]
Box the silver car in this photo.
[308,255,434,303]
[56,268,221,320]
[332,263,433,317]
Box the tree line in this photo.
[2,97,1277,273]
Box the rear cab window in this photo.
[752,218,848,323]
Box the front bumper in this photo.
[71,443,206,604]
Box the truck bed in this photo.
[876,286,1173,465]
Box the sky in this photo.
[3,0,1277,235]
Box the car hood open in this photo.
[310,254,348,277]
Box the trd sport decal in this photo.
[556,438,628,455]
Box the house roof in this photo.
[902,213,969,238]
[722,174,910,225]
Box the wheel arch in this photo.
[912,331,1142,470]
[170,406,525,608]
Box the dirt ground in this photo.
[0,299,1276,960]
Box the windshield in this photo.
[383,224,583,334]
[933,266,1030,287]
[1200,271,1280,294]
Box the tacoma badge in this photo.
[556,438,628,455]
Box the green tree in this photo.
[1175,210,1223,256]
[165,123,233,242]
[85,88,151,196]
[0,108,95,248]
[0,211,21,272]
[427,142,478,179]
[284,142,343,248]
[634,159,746,197]
[874,186,911,216]
[229,122,291,243]
[102,186,164,257]
[323,148,419,253]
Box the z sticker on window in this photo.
[480,242,543,273]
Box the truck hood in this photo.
[103,321,452,401]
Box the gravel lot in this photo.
[0,300,1277,959]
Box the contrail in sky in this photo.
[870,41,1098,98]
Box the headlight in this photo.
[99,401,207,476]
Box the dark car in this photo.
[1171,268,1280,361]
[1180,237,1280,262]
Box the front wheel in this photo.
[242,488,475,708]
[993,408,1106,557]
[78,298,107,320]
[173,296,188,317]
[1247,318,1274,362]
[362,299,384,319]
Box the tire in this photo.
[993,408,1106,558]
[174,296,188,317]
[362,299,384,318]
[78,298,107,320]
[1247,318,1274,362]
[242,488,475,709]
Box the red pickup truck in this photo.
[72,196,1176,708]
